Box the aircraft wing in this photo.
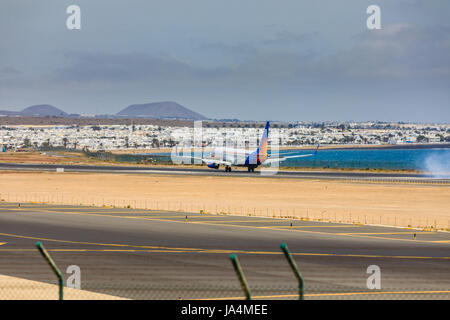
[262,153,314,165]
[179,156,232,166]
[262,145,319,165]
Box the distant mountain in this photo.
[0,101,209,120]
[21,105,68,117]
[116,101,208,120]
[0,104,68,117]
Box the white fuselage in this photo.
[209,147,254,166]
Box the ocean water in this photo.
[141,147,450,172]
[276,147,450,171]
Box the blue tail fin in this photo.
[257,121,270,162]
[314,144,320,155]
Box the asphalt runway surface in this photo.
[1,162,450,184]
[0,202,449,300]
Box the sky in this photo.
[0,0,449,122]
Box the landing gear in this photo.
[225,166,232,172]
[247,167,255,172]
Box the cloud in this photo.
[261,31,319,47]
[197,42,258,58]
[7,23,448,100]
[261,23,450,89]
[53,51,233,84]
[0,66,21,75]
[340,24,450,78]
[3,21,449,121]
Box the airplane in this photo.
[181,121,319,172]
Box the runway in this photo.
[1,162,449,184]
[0,202,449,299]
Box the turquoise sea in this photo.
[276,147,450,171]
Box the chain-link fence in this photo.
[1,245,449,300]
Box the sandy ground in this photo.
[0,275,126,300]
[0,171,449,230]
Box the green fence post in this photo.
[230,254,251,300]
[36,241,64,300]
[280,243,304,300]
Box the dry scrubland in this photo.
[0,171,449,230]
[0,152,105,165]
